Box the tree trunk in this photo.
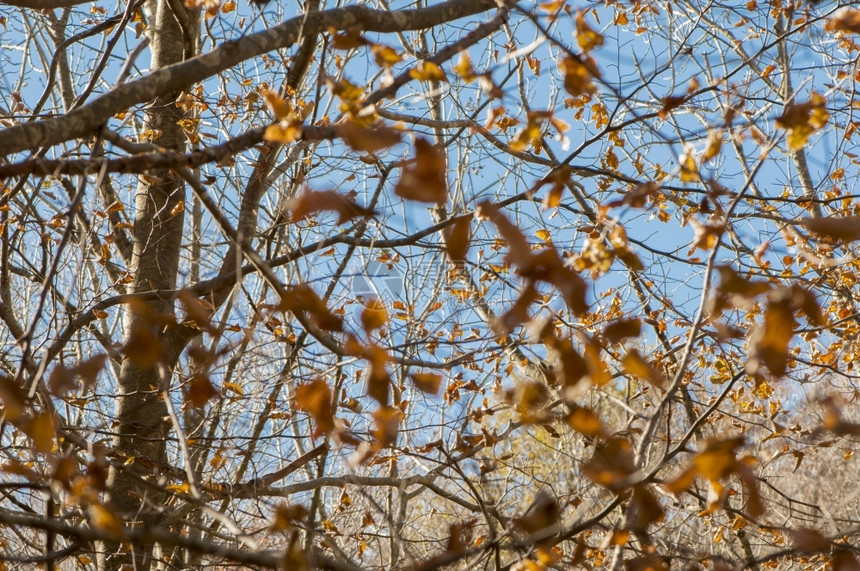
[100,1,195,568]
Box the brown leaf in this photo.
[89,503,124,541]
[476,200,532,268]
[825,9,860,34]
[443,215,472,262]
[746,292,796,377]
[394,138,447,204]
[409,61,448,82]
[330,27,368,50]
[603,318,641,344]
[288,189,376,225]
[280,284,343,332]
[23,413,56,454]
[514,491,560,544]
[295,378,334,438]
[628,485,665,532]
[271,503,309,531]
[583,437,635,490]
[493,281,540,334]
[338,120,402,153]
[798,216,860,242]
[832,549,860,571]
[373,406,401,448]
[785,527,831,553]
[411,372,442,395]
[0,375,28,421]
[347,341,391,406]
[123,325,165,367]
[622,349,666,387]
[185,374,218,408]
[177,290,216,332]
[566,405,604,437]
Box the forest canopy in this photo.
[2,0,860,569]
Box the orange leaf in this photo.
[295,378,334,438]
[361,298,388,331]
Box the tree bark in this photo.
[100,0,195,568]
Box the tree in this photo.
[3,0,860,569]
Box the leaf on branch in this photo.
[453,51,476,82]
[583,436,636,490]
[443,215,472,262]
[295,378,334,438]
[287,189,376,225]
[687,217,724,255]
[798,216,860,242]
[411,372,442,395]
[514,491,560,547]
[338,120,402,153]
[262,90,292,121]
[394,138,447,204]
[360,298,388,332]
[185,374,218,408]
[746,290,796,377]
[825,9,860,35]
[330,27,369,50]
[280,283,344,332]
[560,55,600,97]
[371,44,402,68]
[48,354,106,397]
[775,93,829,150]
[603,318,641,344]
[409,61,448,82]
[621,349,666,387]
[576,9,604,52]
[666,436,764,517]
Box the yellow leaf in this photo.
[264,122,302,144]
[371,44,401,67]
[453,51,476,82]
[223,381,244,396]
[409,61,448,82]
[775,93,829,150]
[576,10,604,51]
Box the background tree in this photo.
[3,0,860,570]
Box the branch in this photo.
[0,0,509,156]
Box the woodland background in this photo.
[2,0,860,569]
